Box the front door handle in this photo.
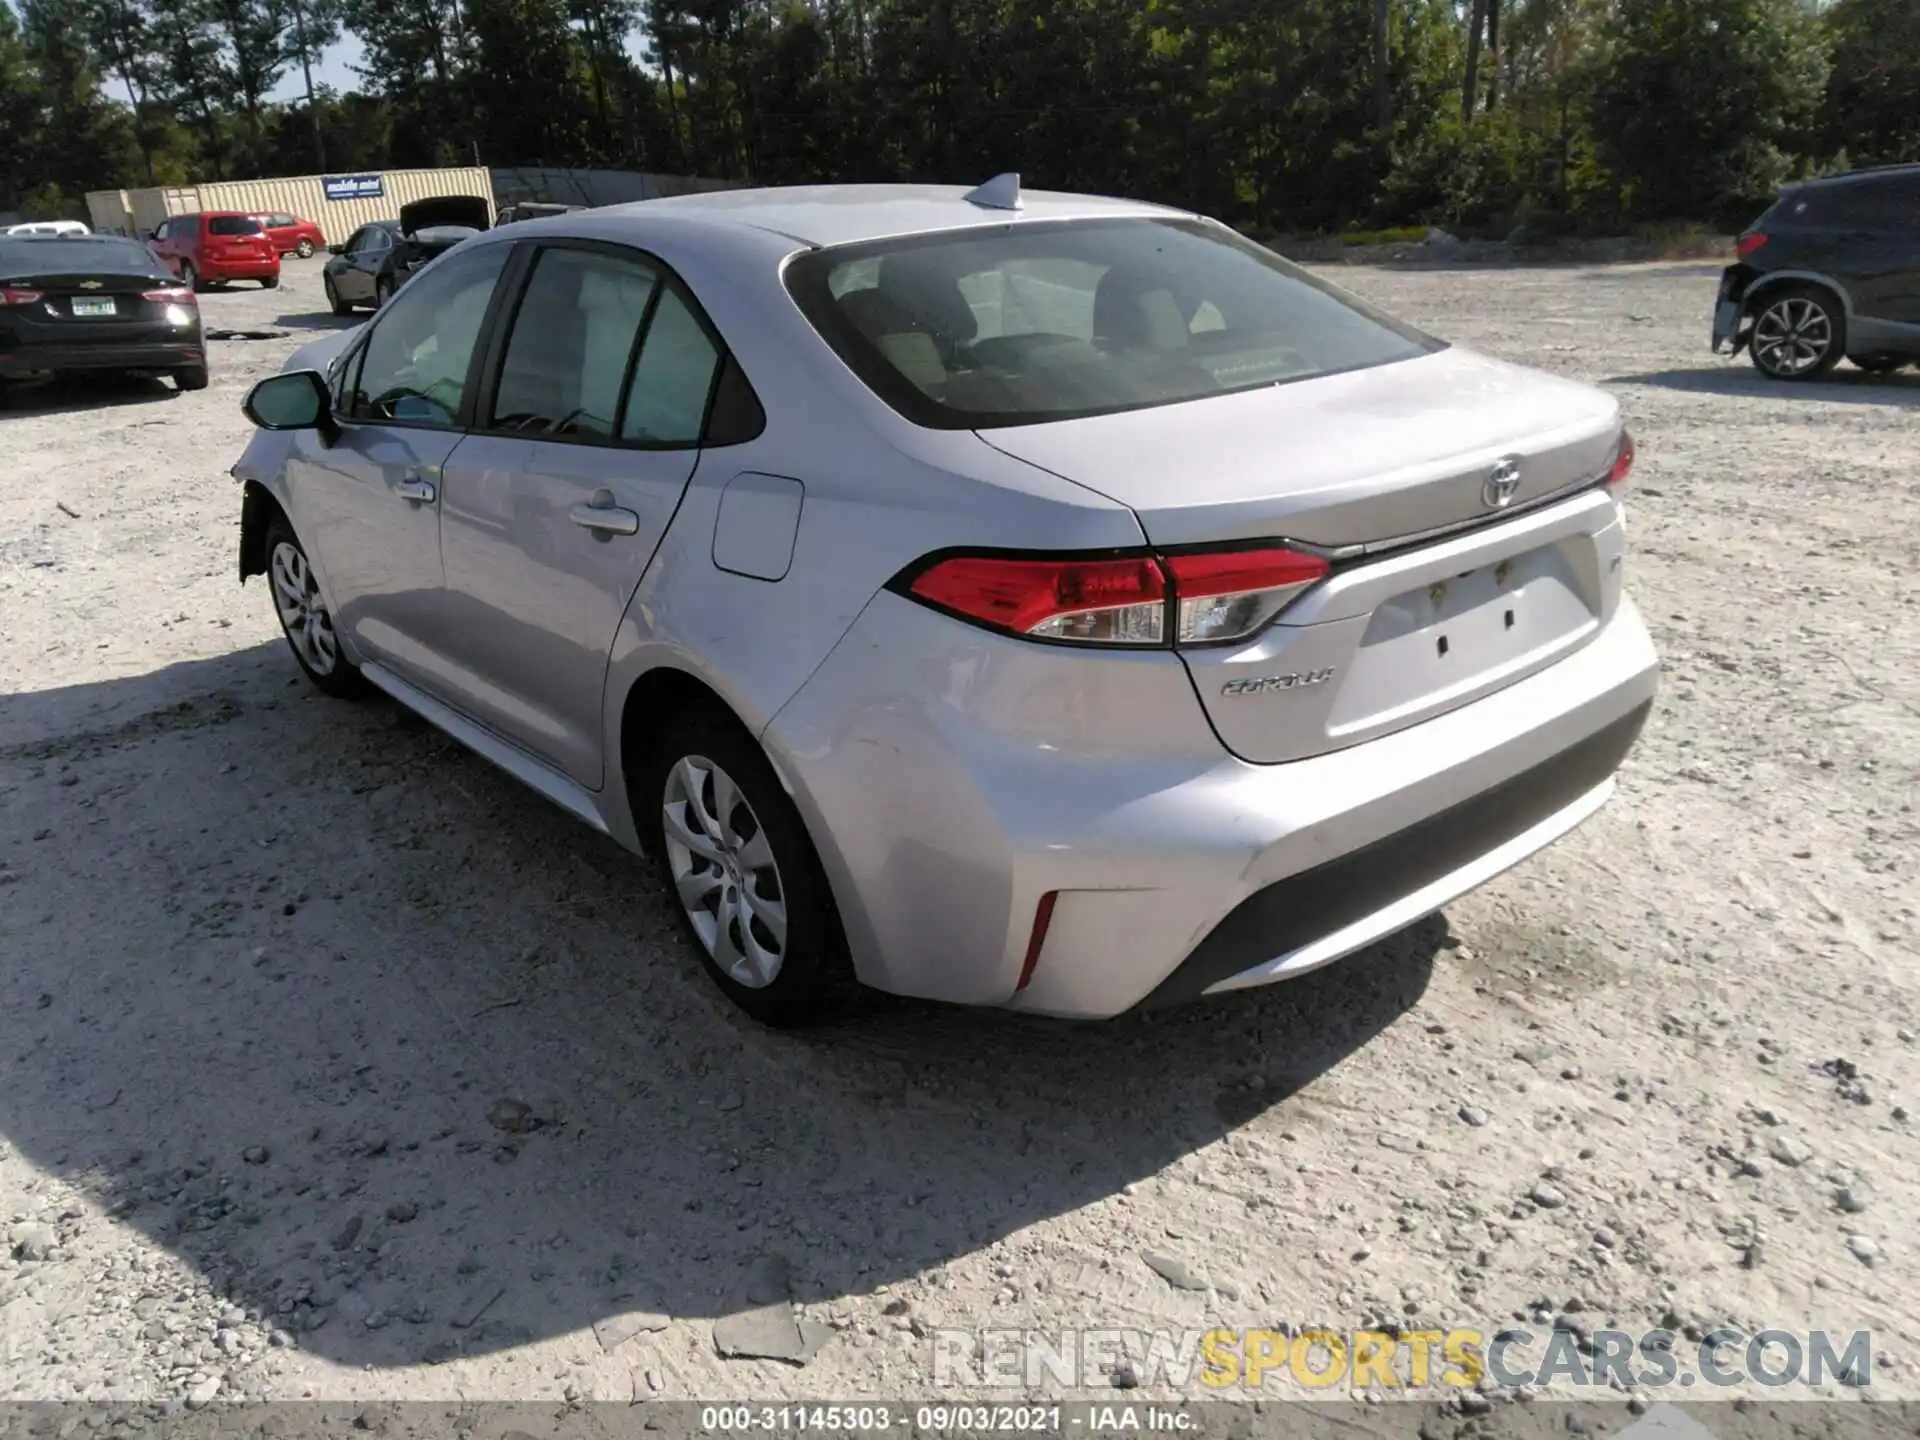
[570,491,640,536]
[395,475,437,503]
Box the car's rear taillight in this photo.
[1162,548,1331,646]
[141,286,195,304]
[909,554,1168,644]
[1736,232,1768,259]
[902,543,1330,649]
[0,287,44,305]
[1604,430,1635,491]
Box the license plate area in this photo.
[1327,540,1600,736]
[69,296,117,317]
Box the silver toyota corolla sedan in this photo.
[231,177,1659,1027]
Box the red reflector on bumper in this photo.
[1015,891,1059,993]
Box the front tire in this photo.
[180,261,201,294]
[263,517,368,699]
[173,363,209,392]
[1749,285,1845,381]
[1852,354,1905,375]
[295,238,314,259]
[641,703,855,1027]
[324,274,352,316]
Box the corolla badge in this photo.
[1483,457,1522,509]
[1221,669,1336,697]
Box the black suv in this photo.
[1712,164,1920,380]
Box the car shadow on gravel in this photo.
[0,373,181,416]
[1610,366,1920,406]
[0,643,1441,1373]
[272,311,360,332]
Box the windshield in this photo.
[785,218,1442,429]
[208,215,263,236]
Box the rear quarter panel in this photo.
[582,212,1147,849]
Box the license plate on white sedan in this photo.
[70,296,116,317]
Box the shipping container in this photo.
[87,168,494,246]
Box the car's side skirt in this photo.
[359,660,614,838]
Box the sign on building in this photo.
[322,173,385,202]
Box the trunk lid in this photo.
[975,346,1620,549]
[399,196,492,236]
[0,265,190,345]
[977,347,1631,764]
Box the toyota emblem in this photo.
[1483,458,1522,509]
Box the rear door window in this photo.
[620,288,722,444]
[208,215,263,236]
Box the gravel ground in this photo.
[0,255,1915,1409]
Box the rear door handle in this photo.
[570,497,640,536]
[395,475,437,503]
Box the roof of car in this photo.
[598,183,1192,248]
[1794,162,1920,190]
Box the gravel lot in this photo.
[1,254,1916,1408]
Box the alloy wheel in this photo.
[296,238,314,258]
[1752,297,1833,377]
[661,754,788,988]
[269,540,339,677]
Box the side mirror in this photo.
[244,369,336,441]
[327,242,345,255]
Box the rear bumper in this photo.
[202,259,279,281]
[1137,697,1647,1008]
[1713,266,1751,353]
[768,588,1659,1020]
[0,339,205,376]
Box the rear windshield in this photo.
[785,218,1443,429]
[208,215,264,236]
[0,237,164,278]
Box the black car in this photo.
[322,196,492,315]
[1713,163,1920,380]
[0,233,208,390]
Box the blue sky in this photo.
[270,34,367,99]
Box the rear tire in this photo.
[263,516,368,700]
[261,274,279,290]
[1748,284,1845,381]
[295,238,314,259]
[374,275,393,308]
[324,275,352,316]
[173,363,209,392]
[640,702,857,1028]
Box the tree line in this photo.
[2,0,1915,237]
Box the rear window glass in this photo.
[0,237,163,277]
[785,218,1442,429]
[209,215,264,236]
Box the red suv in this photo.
[252,212,327,259]
[148,211,281,291]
